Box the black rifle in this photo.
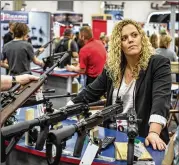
[45,102,123,165]
[1,99,105,162]
[116,108,142,165]
[35,38,56,57]
[0,52,70,128]
[1,102,89,163]
[21,93,78,108]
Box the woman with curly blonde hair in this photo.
[70,19,171,151]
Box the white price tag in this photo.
[134,161,155,165]
[79,142,99,165]
[134,139,145,158]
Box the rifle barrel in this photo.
[46,93,77,99]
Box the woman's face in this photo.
[121,24,142,57]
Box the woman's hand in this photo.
[145,132,166,150]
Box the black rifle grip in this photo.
[73,132,86,157]
[35,126,49,150]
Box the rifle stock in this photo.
[0,52,69,127]
[0,80,45,127]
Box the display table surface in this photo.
[6,107,165,165]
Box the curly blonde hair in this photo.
[106,19,154,88]
[159,34,172,49]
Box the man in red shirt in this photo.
[66,26,107,86]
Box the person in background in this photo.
[67,19,171,151]
[3,22,16,74]
[54,28,78,68]
[2,23,44,75]
[105,35,110,51]
[1,74,39,91]
[149,33,159,49]
[66,26,107,86]
[99,32,106,46]
[156,34,178,62]
[74,31,84,51]
[99,32,109,51]
[175,37,179,57]
[3,22,15,46]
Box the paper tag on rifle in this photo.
[79,142,99,165]
[134,161,155,165]
[134,139,145,158]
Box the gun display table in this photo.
[31,68,81,109]
[5,107,164,165]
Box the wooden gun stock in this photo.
[0,78,46,127]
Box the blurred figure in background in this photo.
[175,37,179,57]
[66,26,107,86]
[54,28,78,68]
[100,32,109,51]
[74,31,84,51]
[3,22,16,74]
[2,23,44,75]
[156,34,178,62]
[156,34,178,82]
[3,22,15,46]
[105,35,110,51]
[99,32,106,45]
[149,33,159,49]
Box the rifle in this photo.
[21,93,78,108]
[116,108,142,165]
[1,100,105,162]
[42,51,67,71]
[35,38,56,57]
[0,52,70,128]
[45,102,123,165]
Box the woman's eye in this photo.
[122,36,127,41]
[132,33,138,38]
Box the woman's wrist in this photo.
[148,131,160,136]
[149,122,162,136]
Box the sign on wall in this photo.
[1,11,29,24]
[104,10,123,21]
[53,13,83,25]
[67,13,83,23]
[53,13,67,24]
